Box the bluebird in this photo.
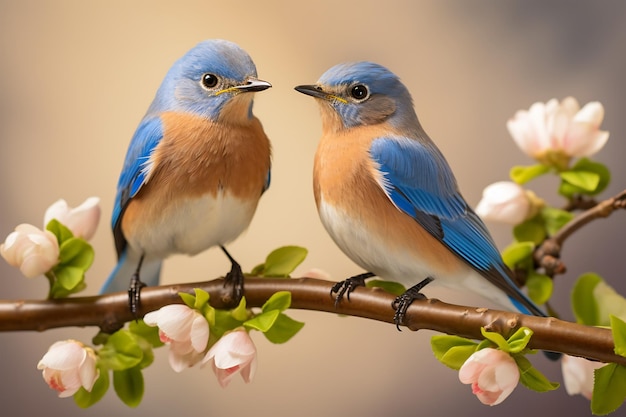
[295,62,547,327]
[101,39,272,314]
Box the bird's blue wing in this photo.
[112,116,164,257]
[369,136,545,316]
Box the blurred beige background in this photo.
[1,1,625,416]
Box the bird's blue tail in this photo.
[100,249,162,294]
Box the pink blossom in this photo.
[143,304,209,372]
[0,224,59,278]
[44,197,101,241]
[561,355,604,399]
[37,340,99,398]
[202,329,257,387]
[507,97,609,167]
[459,348,520,406]
[475,181,538,225]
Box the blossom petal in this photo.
[144,305,194,341]
[574,101,604,127]
[190,314,210,352]
[38,340,86,371]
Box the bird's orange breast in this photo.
[121,111,271,242]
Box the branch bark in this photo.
[535,189,626,276]
[0,277,622,365]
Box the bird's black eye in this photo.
[350,84,369,100]
[201,73,218,89]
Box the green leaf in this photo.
[212,309,244,339]
[559,159,610,197]
[45,218,74,244]
[243,309,280,332]
[58,238,94,270]
[540,207,574,236]
[99,330,144,371]
[592,364,626,415]
[513,218,546,245]
[54,266,84,291]
[178,292,196,309]
[480,328,509,351]
[611,316,626,358]
[515,355,559,392]
[572,273,602,325]
[501,241,535,269]
[526,272,553,305]
[559,158,611,196]
[113,367,144,408]
[92,331,110,346]
[560,170,600,192]
[257,246,308,277]
[506,327,534,353]
[262,291,292,313]
[193,288,210,310]
[263,313,305,344]
[510,164,551,184]
[231,296,249,322]
[366,279,407,296]
[594,283,626,327]
[129,320,164,348]
[74,365,109,408]
[431,335,478,370]
[249,263,264,276]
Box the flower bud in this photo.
[0,224,59,278]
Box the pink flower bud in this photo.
[0,224,60,278]
[144,304,209,372]
[44,197,101,241]
[202,329,257,387]
[561,355,604,399]
[37,340,99,398]
[475,181,534,225]
[507,97,609,167]
[459,348,520,406]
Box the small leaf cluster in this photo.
[183,288,305,347]
[432,327,558,393]
[45,219,94,298]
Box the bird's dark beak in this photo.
[234,78,272,92]
[294,84,328,99]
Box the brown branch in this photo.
[535,189,626,276]
[0,277,622,365]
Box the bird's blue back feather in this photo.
[370,137,465,219]
[112,116,164,230]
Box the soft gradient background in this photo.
[1,1,625,416]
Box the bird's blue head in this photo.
[148,39,271,121]
[295,62,419,131]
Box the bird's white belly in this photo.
[318,199,518,311]
[318,199,436,281]
[130,191,256,258]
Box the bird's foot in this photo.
[223,261,245,305]
[128,273,146,318]
[330,272,375,307]
[220,246,245,305]
[392,276,434,330]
